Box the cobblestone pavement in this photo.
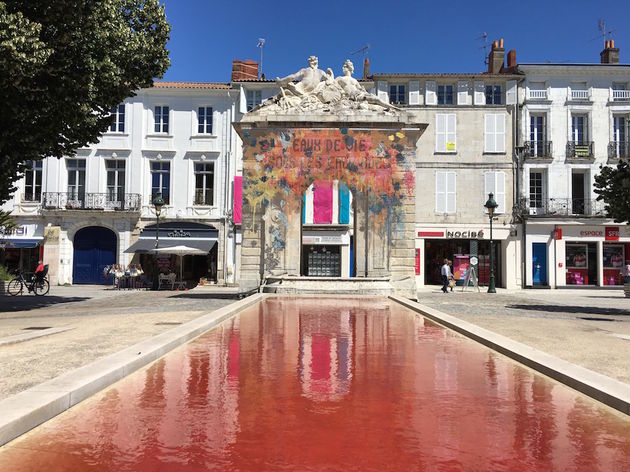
[417,286,630,385]
[0,286,237,400]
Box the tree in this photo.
[594,160,630,224]
[0,0,170,203]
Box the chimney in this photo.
[507,49,517,69]
[488,38,505,74]
[231,60,259,81]
[363,58,370,79]
[600,39,620,64]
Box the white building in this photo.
[518,41,630,287]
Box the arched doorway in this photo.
[73,226,117,284]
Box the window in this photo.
[106,160,125,203]
[435,171,456,214]
[571,115,588,144]
[246,90,262,112]
[198,107,213,134]
[24,160,42,202]
[194,162,214,205]
[389,84,406,105]
[612,82,630,101]
[485,85,502,105]
[109,104,125,132]
[484,171,506,214]
[613,116,628,157]
[435,113,456,152]
[437,85,454,105]
[528,114,548,157]
[529,170,545,209]
[67,159,86,202]
[151,161,170,204]
[484,114,506,153]
[154,106,169,133]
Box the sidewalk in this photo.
[417,286,630,385]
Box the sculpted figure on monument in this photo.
[335,60,398,110]
[276,56,330,97]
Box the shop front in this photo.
[301,230,352,277]
[0,223,44,274]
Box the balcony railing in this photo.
[529,90,547,100]
[571,90,589,100]
[608,141,630,159]
[524,140,552,158]
[520,197,606,217]
[612,90,630,101]
[567,141,594,158]
[194,190,213,206]
[43,192,141,211]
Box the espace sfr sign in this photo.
[605,226,619,241]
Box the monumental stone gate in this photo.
[234,58,426,297]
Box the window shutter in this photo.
[435,171,446,213]
[408,81,420,105]
[377,81,388,103]
[426,81,437,105]
[474,81,485,105]
[435,114,446,152]
[496,171,506,214]
[506,80,517,105]
[484,172,494,212]
[484,114,495,153]
[239,86,247,114]
[495,113,505,153]
[447,114,456,152]
[457,81,468,105]
[446,172,456,213]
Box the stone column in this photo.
[42,226,61,286]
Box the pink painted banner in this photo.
[233,176,242,224]
[313,181,333,224]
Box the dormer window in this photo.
[246,90,262,111]
[485,85,502,105]
[437,84,454,105]
[389,84,406,105]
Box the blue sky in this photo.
[160,0,630,82]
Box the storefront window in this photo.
[566,243,597,285]
[603,244,625,286]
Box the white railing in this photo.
[613,90,630,101]
[529,89,547,100]
[571,89,589,100]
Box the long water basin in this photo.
[0,297,629,471]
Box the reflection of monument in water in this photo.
[234,57,427,297]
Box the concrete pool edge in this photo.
[0,293,265,447]
[391,295,630,416]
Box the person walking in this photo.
[448,259,455,292]
[441,258,450,293]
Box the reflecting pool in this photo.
[1,298,629,471]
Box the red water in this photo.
[1,298,629,471]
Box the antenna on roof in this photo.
[590,18,614,42]
[477,32,489,65]
[350,44,370,59]
[257,38,265,80]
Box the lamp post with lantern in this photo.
[152,192,165,290]
[484,193,498,293]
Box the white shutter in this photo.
[484,114,496,153]
[495,171,506,214]
[457,81,468,105]
[474,81,485,105]
[435,114,446,152]
[484,172,495,212]
[408,80,420,105]
[435,171,447,213]
[377,81,388,103]
[446,172,456,213]
[238,86,247,114]
[506,80,517,105]
[426,81,437,105]
[447,114,456,152]
[495,113,505,153]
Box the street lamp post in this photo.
[484,193,498,293]
[152,192,165,290]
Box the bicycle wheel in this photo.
[33,279,50,296]
[7,278,23,296]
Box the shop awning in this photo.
[0,238,42,249]
[124,237,216,254]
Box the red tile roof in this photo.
[153,81,230,89]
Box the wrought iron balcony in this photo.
[194,190,214,206]
[519,197,606,217]
[524,141,552,158]
[608,141,630,159]
[567,141,594,159]
[43,192,141,211]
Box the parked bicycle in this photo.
[7,266,50,296]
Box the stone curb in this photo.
[390,295,630,416]
[0,293,265,447]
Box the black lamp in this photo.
[484,193,498,293]
[152,192,165,290]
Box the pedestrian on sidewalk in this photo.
[441,259,450,293]
[448,259,455,292]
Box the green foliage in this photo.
[0,264,12,281]
[0,0,171,203]
[0,209,17,233]
[594,160,630,224]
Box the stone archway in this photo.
[73,226,117,284]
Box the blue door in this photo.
[532,243,548,286]
[73,227,116,284]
